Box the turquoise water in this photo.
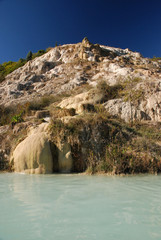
[0,173,161,240]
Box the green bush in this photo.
[151,56,161,61]
[26,51,32,61]
[0,49,47,83]
[0,59,27,83]
[11,113,24,124]
[32,50,46,60]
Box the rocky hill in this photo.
[0,38,161,174]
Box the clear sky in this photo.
[0,0,161,63]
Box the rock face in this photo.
[10,123,73,174]
[0,149,9,170]
[103,79,161,122]
[11,123,53,174]
[1,38,161,174]
[57,142,73,173]
[58,92,90,113]
[104,99,151,122]
[1,37,160,122]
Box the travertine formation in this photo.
[0,37,160,122]
[11,123,53,174]
[0,38,161,174]
[10,123,73,173]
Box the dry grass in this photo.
[49,113,161,174]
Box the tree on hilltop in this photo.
[26,51,33,61]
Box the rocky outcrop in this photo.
[10,122,74,174]
[11,123,53,174]
[104,99,151,122]
[103,78,161,122]
[58,92,90,113]
[78,37,116,62]
[57,88,106,114]
[0,38,161,174]
[0,38,160,123]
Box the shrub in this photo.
[119,77,144,103]
[32,49,46,60]
[0,103,27,126]
[93,80,123,103]
[26,51,33,61]
[0,48,47,83]
[28,95,57,111]
[0,59,27,83]
[151,56,161,62]
[0,105,16,125]
[0,73,5,83]
[11,113,24,124]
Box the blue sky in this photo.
[0,0,161,63]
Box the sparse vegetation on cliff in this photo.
[0,59,26,83]
[49,112,161,174]
[93,80,123,102]
[0,48,47,83]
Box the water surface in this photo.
[0,173,161,240]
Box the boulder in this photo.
[57,92,89,113]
